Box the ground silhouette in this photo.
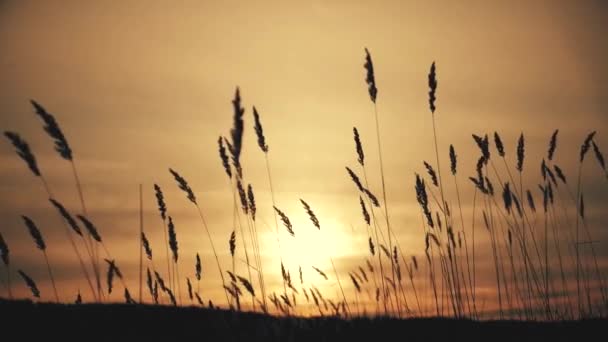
[1,298,605,342]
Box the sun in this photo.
[259,216,358,278]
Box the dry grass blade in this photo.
[195,292,203,305]
[154,271,167,292]
[77,215,102,242]
[592,141,605,171]
[485,176,494,196]
[526,190,536,213]
[237,275,255,297]
[368,237,375,256]
[153,184,167,220]
[360,196,370,226]
[253,106,268,153]
[0,232,8,266]
[473,134,490,162]
[353,127,364,166]
[424,161,438,187]
[169,168,197,204]
[124,288,136,304]
[227,270,237,283]
[299,266,303,284]
[350,273,361,293]
[218,136,232,179]
[300,199,320,229]
[503,182,513,213]
[195,253,202,281]
[146,268,154,300]
[166,288,177,306]
[229,87,245,178]
[548,129,559,161]
[553,164,567,184]
[517,133,525,171]
[312,266,328,280]
[141,232,152,260]
[274,206,294,237]
[4,131,40,176]
[22,216,45,250]
[415,174,433,228]
[49,199,82,236]
[105,259,120,294]
[229,230,236,256]
[187,278,193,300]
[580,131,596,162]
[237,180,248,214]
[247,184,256,220]
[363,188,379,207]
[18,270,40,298]
[449,144,457,175]
[30,100,72,160]
[428,61,437,113]
[358,266,368,282]
[168,216,178,262]
[494,132,505,157]
[380,244,391,259]
[345,166,364,192]
[363,48,378,103]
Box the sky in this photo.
[0,0,607,317]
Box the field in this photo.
[2,299,605,342]
[1,6,608,338]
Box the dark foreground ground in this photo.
[0,299,605,342]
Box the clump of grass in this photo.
[31,100,97,296]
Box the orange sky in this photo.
[1,0,607,317]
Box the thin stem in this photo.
[69,160,101,300]
[139,184,143,303]
[331,257,350,317]
[42,249,59,302]
[40,175,96,301]
[195,204,230,306]
[264,153,289,314]
[361,166,388,314]
[373,103,399,315]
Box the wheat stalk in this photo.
[18,270,40,299]
[169,168,229,306]
[0,232,11,299]
[30,100,98,296]
[22,216,59,302]
[153,184,173,295]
